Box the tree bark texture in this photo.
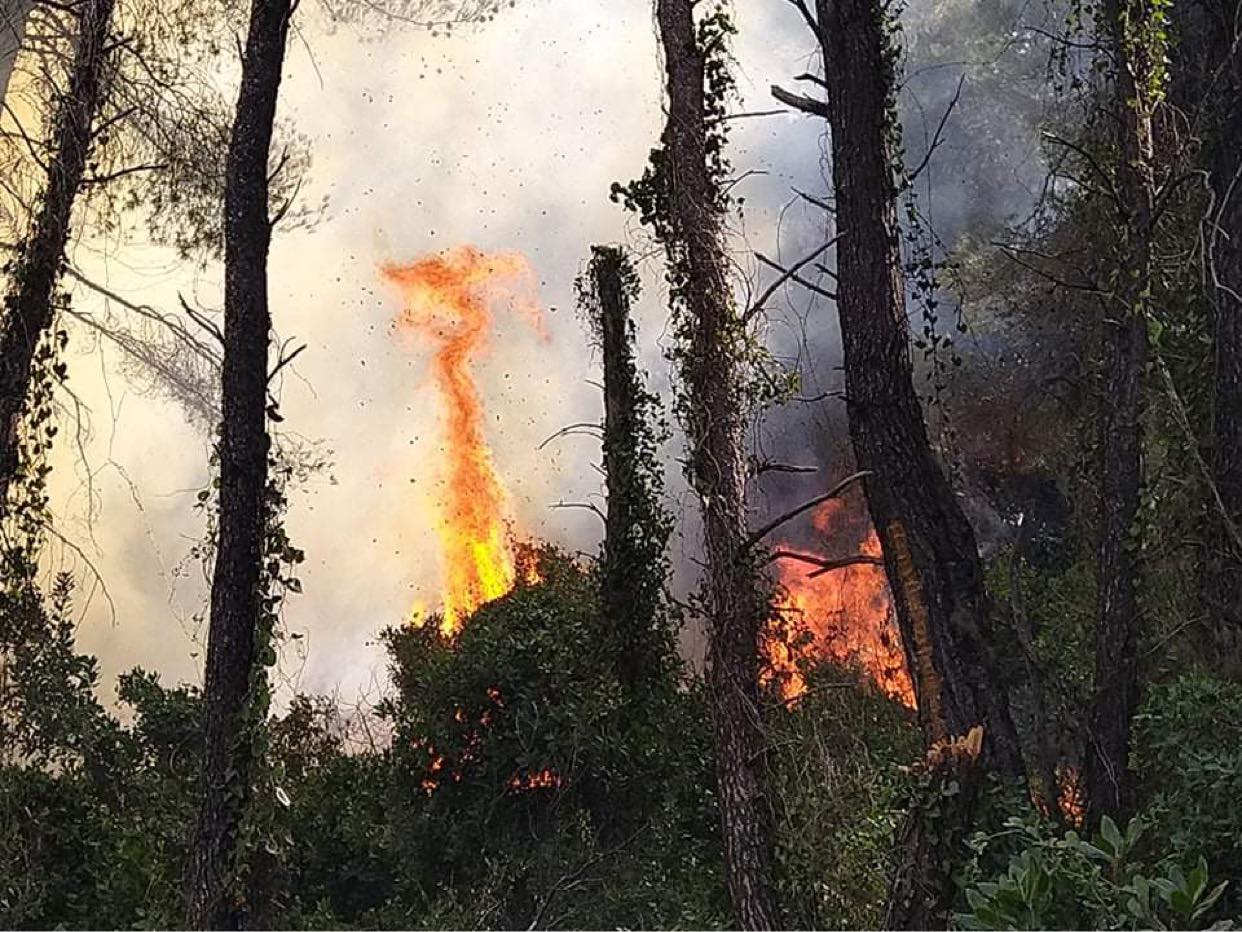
[655,1,780,927]
[183,0,291,927]
[1198,1,1242,665]
[808,0,1024,775]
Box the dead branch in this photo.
[906,74,965,184]
[745,470,871,549]
[771,82,828,119]
[268,341,306,384]
[551,501,606,524]
[770,549,885,576]
[753,460,818,476]
[755,251,836,301]
[538,422,603,450]
[794,187,834,213]
[746,232,843,321]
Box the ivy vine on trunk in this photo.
[614,2,781,926]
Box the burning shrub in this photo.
[380,545,728,928]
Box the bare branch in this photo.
[550,501,606,524]
[771,83,828,119]
[905,74,965,185]
[793,71,828,90]
[179,293,224,345]
[745,470,871,549]
[538,422,602,450]
[268,341,306,384]
[794,187,834,213]
[770,549,885,577]
[755,251,836,301]
[746,233,843,320]
[754,460,818,476]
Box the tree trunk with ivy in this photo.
[0,0,115,508]
[637,1,780,926]
[584,245,673,693]
[773,1,1024,924]
[1083,0,1161,830]
[183,0,292,927]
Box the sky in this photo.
[35,0,1048,705]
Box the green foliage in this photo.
[1132,675,1242,900]
[957,813,1230,930]
[955,674,1242,930]
[769,665,918,928]
[577,246,678,687]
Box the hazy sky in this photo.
[39,0,1045,704]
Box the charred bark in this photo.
[586,245,671,692]
[1083,0,1159,829]
[652,1,779,926]
[183,0,292,927]
[0,0,115,506]
[774,1,1023,924]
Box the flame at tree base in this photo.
[765,501,916,708]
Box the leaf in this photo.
[1189,857,1208,900]
[275,786,291,808]
[1099,815,1123,857]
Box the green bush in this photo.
[769,664,919,928]
[957,813,1230,930]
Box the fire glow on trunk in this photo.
[383,246,545,636]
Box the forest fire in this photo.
[767,499,916,708]
[383,246,545,636]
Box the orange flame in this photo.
[383,246,546,636]
[767,500,916,708]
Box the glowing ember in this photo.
[383,246,546,636]
[1057,763,1085,827]
[508,768,563,791]
[766,500,915,707]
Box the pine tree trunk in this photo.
[183,0,291,927]
[1084,0,1158,829]
[809,0,1023,774]
[655,1,779,926]
[775,1,1024,924]
[0,0,114,507]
